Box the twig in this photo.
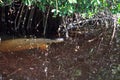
[109,16,117,45]
[22,7,28,28]
[7,68,22,77]
[96,33,104,54]
[43,6,50,37]
[14,3,22,29]
[27,6,35,30]
[15,3,24,30]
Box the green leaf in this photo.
[97,0,100,4]
[0,0,3,6]
[23,0,33,6]
[51,9,60,14]
[118,18,120,24]
[68,0,77,3]
[118,3,120,11]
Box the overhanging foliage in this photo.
[0,0,120,17]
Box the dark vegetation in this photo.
[0,0,120,80]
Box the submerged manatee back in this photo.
[0,38,64,52]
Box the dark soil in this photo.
[0,33,119,80]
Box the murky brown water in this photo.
[0,35,119,80]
